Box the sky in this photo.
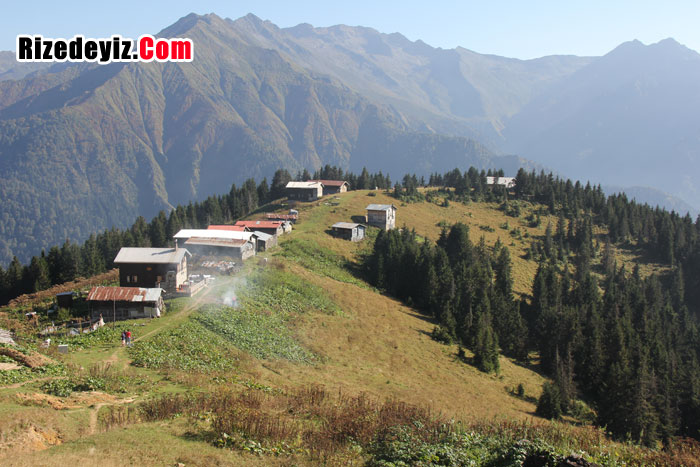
[2,1,699,59]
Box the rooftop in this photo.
[207,225,248,231]
[86,286,162,303]
[235,220,283,229]
[366,204,396,211]
[286,181,323,189]
[184,237,249,248]
[113,247,190,264]
[307,179,348,187]
[174,229,254,241]
[332,222,364,229]
[251,231,273,241]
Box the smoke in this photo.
[221,276,247,309]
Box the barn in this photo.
[86,286,164,322]
[331,222,366,242]
[307,179,349,196]
[365,204,397,230]
[286,181,324,201]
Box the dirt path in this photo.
[88,402,106,435]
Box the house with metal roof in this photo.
[307,179,349,196]
[86,286,164,322]
[365,204,397,230]
[113,247,190,291]
[251,231,277,251]
[173,229,257,260]
[331,222,366,242]
[234,220,284,236]
[286,181,324,201]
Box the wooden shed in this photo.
[331,222,366,242]
[365,204,397,230]
[252,231,278,251]
[286,181,324,201]
[87,286,164,322]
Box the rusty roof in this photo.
[86,286,162,303]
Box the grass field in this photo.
[0,191,686,465]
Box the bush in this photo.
[41,378,74,397]
[430,325,453,345]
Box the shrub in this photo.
[41,378,74,397]
[430,325,453,345]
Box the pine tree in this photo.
[473,312,499,373]
[537,382,562,419]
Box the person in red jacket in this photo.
[125,330,132,346]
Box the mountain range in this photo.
[0,13,698,265]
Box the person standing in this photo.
[121,331,126,346]
[125,330,132,346]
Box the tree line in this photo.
[364,167,700,446]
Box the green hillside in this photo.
[0,191,694,466]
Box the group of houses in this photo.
[84,215,296,323]
[81,177,409,323]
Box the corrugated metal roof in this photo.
[366,204,396,211]
[207,225,248,231]
[86,286,162,303]
[252,231,273,241]
[307,179,348,187]
[174,229,254,241]
[235,220,282,229]
[114,248,190,264]
[332,222,362,229]
[286,181,323,189]
[184,237,248,248]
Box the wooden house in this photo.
[55,291,75,309]
[87,286,164,322]
[252,231,277,251]
[286,181,324,201]
[184,237,256,261]
[174,229,257,261]
[307,180,349,196]
[331,222,366,242]
[365,204,397,230]
[113,247,190,291]
[234,220,284,237]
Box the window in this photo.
[126,276,130,283]
[133,275,138,282]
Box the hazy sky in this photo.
[3,1,699,58]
